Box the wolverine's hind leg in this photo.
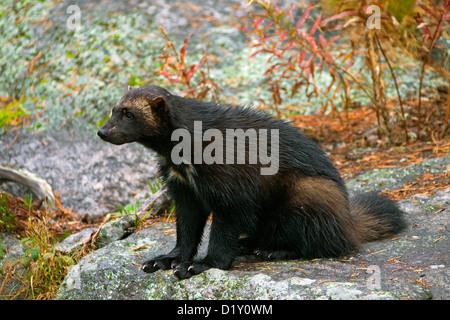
[254,248,301,261]
[250,209,304,261]
[236,234,299,259]
[253,176,360,260]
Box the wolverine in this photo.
[98,85,406,280]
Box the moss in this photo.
[346,156,450,193]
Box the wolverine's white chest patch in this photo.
[168,164,197,190]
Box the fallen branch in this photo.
[0,165,55,205]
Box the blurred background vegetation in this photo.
[0,0,448,142]
[0,0,264,137]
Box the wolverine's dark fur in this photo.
[98,85,407,279]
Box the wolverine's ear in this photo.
[147,96,169,121]
[125,85,131,94]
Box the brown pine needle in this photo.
[129,245,149,251]
[318,279,335,284]
[387,256,403,263]
[370,249,387,255]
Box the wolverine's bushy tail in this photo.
[350,192,407,244]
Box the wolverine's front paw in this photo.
[173,262,211,279]
[142,255,178,273]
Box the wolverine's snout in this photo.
[97,128,108,140]
[97,123,132,145]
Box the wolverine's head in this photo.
[98,85,171,145]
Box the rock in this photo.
[0,233,26,299]
[55,227,98,253]
[346,155,450,193]
[55,219,437,300]
[1,131,159,222]
[0,233,24,264]
[95,215,136,249]
[96,188,173,249]
[55,155,449,300]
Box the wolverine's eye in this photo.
[124,111,134,120]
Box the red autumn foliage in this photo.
[243,0,449,144]
[154,26,221,102]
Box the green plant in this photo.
[111,199,140,218]
[1,198,77,300]
[147,176,176,223]
[147,176,163,194]
[111,198,152,229]
[0,96,30,133]
[0,192,17,233]
[135,208,153,230]
[165,205,176,222]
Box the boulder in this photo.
[1,131,159,222]
[55,155,449,300]
[0,233,26,299]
